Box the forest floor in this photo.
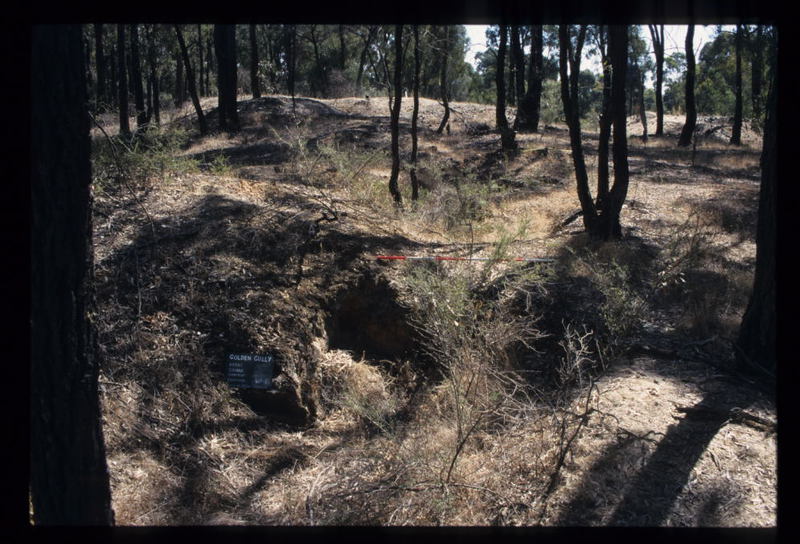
[91,94,775,526]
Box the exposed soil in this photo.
[93,94,775,526]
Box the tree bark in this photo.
[730,24,743,145]
[214,24,239,131]
[197,25,204,96]
[130,24,147,128]
[510,25,526,130]
[31,24,115,526]
[559,24,595,232]
[735,49,776,374]
[601,24,630,240]
[410,25,421,203]
[147,24,160,126]
[94,24,106,111]
[175,25,208,135]
[639,64,648,143]
[596,26,612,212]
[517,25,543,132]
[436,26,450,134]
[648,24,665,136]
[751,25,764,125]
[678,25,696,147]
[496,25,517,152]
[288,25,297,114]
[174,48,185,106]
[388,24,403,206]
[116,24,130,138]
[250,24,261,99]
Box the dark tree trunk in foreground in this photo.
[388,24,403,206]
[735,54,776,375]
[517,25,543,132]
[648,24,665,136]
[31,24,115,526]
[249,24,261,99]
[496,24,517,152]
[116,24,130,138]
[678,25,696,147]
[175,25,208,135]
[410,26,421,203]
[214,24,239,131]
[130,25,147,128]
[730,24,743,145]
[510,25,526,130]
[94,24,106,111]
[436,26,450,134]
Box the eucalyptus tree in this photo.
[32,24,115,525]
[175,24,207,135]
[116,24,130,138]
[214,24,239,131]
[560,24,630,240]
[495,24,517,152]
[648,24,665,135]
[678,24,696,147]
[388,24,404,206]
[730,24,743,145]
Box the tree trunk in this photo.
[116,24,130,138]
[147,24,160,126]
[596,26,612,212]
[639,65,648,143]
[730,24,743,145]
[678,25,696,147]
[129,24,147,128]
[250,24,261,99]
[206,35,213,96]
[410,25,421,203]
[751,25,764,125]
[338,24,347,70]
[735,50,776,375]
[601,24,630,240]
[175,25,208,135]
[288,25,297,114]
[510,25,526,130]
[355,27,374,94]
[174,49,185,106]
[559,24,595,232]
[496,25,517,152]
[517,25,543,132]
[214,24,239,131]
[31,24,115,526]
[197,25,204,97]
[94,24,106,111]
[388,24,403,206]
[436,26,450,134]
[648,24,665,136]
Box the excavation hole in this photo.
[325,272,417,363]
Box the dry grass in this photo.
[92,94,774,527]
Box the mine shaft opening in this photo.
[324,272,420,369]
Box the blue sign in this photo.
[227,353,275,389]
